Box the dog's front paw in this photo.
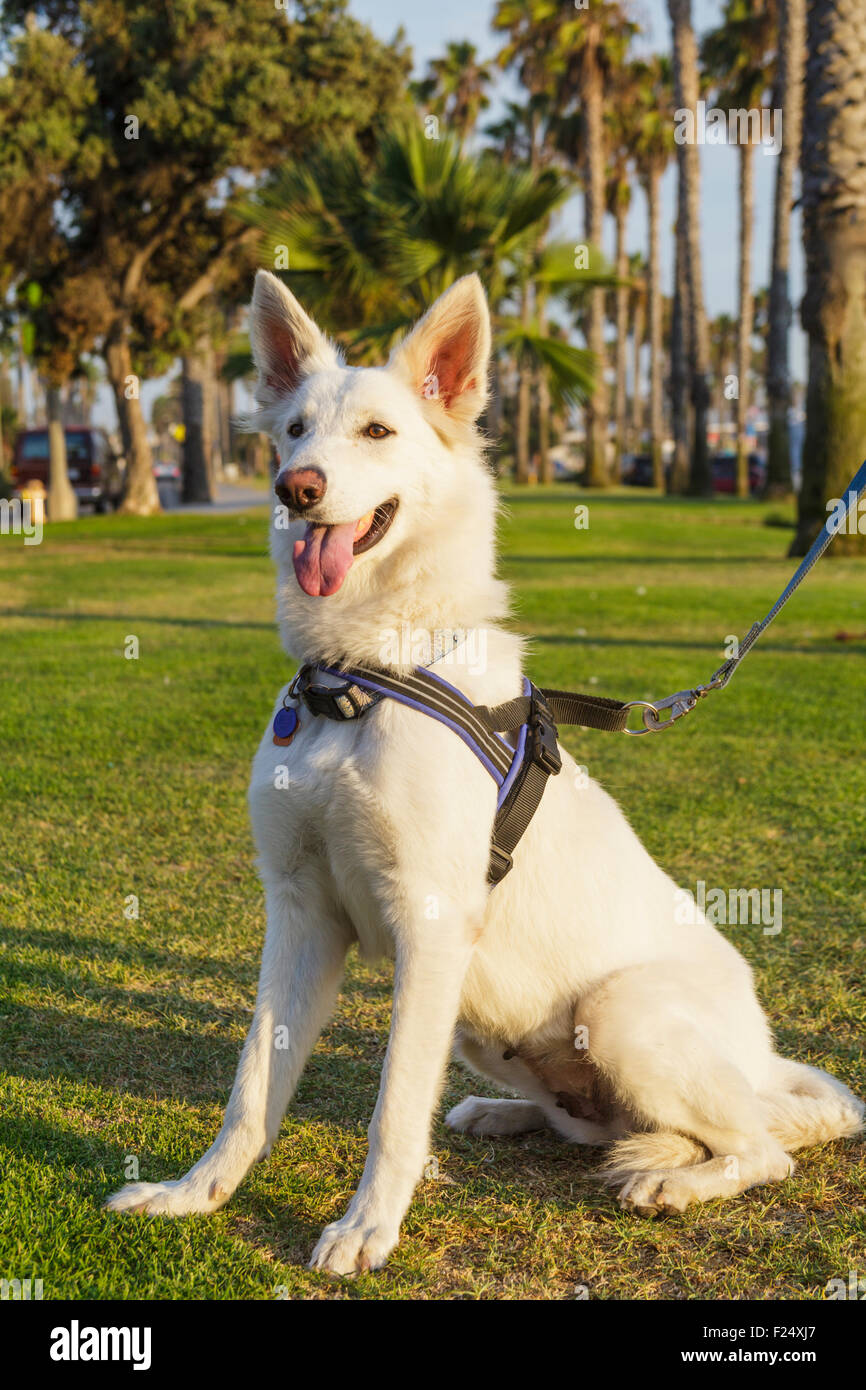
[309,1214,398,1276]
[105,1178,226,1217]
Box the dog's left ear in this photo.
[390,274,491,426]
[249,270,338,408]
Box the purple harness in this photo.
[315,664,531,813]
[280,661,564,884]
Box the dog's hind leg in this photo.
[582,962,795,1215]
[446,1096,548,1135]
[446,1032,616,1143]
[106,867,350,1217]
[446,1032,549,1135]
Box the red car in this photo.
[711,452,766,496]
[11,427,123,512]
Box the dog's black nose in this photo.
[275,467,327,511]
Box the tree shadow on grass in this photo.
[0,607,272,631]
[527,632,864,658]
[505,551,787,564]
[0,1107,326,1267]
[0,924,260,992]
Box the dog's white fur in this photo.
[107,272,863,1274]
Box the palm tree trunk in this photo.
[613,200,629,479]
[537,371,553,482]
[46,383,78,521]
[792,0,866,556]
[668,0,712,496]
[669,192,692,494]
[735,142,755,498]
[582,39,609,488]
[516,287,532,483]
[16,352,27,427]
[182,334,217,504]
[218,375,234,469]
[514,106,542,486]
[646,166,665,488]
[766,0,805,498]
[487,355,504,473]
[105,331,160,515]
[536,282,553,482]
[630,286,646,456]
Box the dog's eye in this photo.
[364,423,392,440]
[287,420,303,438]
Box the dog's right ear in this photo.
[389,274,491,430]
[250,270,337,407]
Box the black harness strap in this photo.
[485,685,563,884]
[290,662,627,888]
[478,688,630,736]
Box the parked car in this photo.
[710,451,766,496]
[11,427,123,512]
[152,458,181,484]
[622,453,656,487]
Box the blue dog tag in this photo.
[273,706,299,745]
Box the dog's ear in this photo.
[390,274,491,426]
[250,270,337,406]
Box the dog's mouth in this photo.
[292,498,398,597]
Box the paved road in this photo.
[159,481,270,513]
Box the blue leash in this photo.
[625,459,866,734]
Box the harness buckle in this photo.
[297,667,370,721]
[529,687,562,775]
[488,843,514,884]
[624,689,698,735]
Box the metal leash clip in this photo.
[624,671,730,735]
[624,689,699,735]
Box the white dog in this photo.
[107,271,863,1275]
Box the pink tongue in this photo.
[292,521,357,597]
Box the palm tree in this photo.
[492,1,557,171]
[793,0,866,556]
[627,253,648,455]
[492,3,559,479]
[703,0,776,498]
[496,0,635,486]
[567,8,635,487]
[631,55,676,488]
[606,96,635,479]
[240,127,612,475]
[411,41,493,140]
[484,101,534,165]
[667,0,712,495]
[766,0,805,497]
[710,312,737,441]
[668,177,691,494]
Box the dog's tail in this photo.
[599,1130,708,1184]
[599,1063,863,1184]
[761,1060,864,1152]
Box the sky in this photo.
[353,0,806,372]
[91,0,805,432]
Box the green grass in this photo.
[1,487,864,1300]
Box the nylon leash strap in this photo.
[622,458,866,734]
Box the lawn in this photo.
[1,487,864,1300]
